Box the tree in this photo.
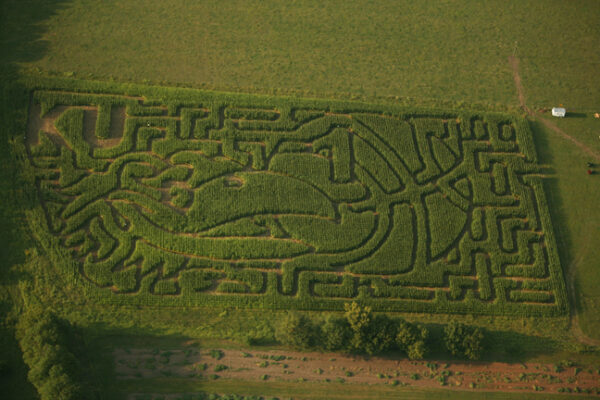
[344,302,371,334]
[343,302,397,355]
[443,321,484,360]
[363,314,397,355]
[321,317,352,351]
[395,319,429,360]
[15,307,89,400]
[344,302,372,353]
[274,312,317,349]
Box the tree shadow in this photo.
[0,0,72,68]
[528,118,579,313]
[421,322,560,363]
[74,322,203,399]
[0,0,72,276]
[0,1,73,399]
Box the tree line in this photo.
[275,302,484,360]
[15,307,93,400]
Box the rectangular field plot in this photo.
[23,79,567,315]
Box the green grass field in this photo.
[1,1,600,399]
[117,379,598,400]
[10,0,600,111]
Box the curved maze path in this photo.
[24,87,568,314]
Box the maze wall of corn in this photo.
[21,77,568,315]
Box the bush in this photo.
[209,349,224,360]
[214,364,228,372]
[443,321,484,360]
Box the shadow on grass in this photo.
[0,0,73,267]
[74,323,203,399]
[417,323,560,364]
[565,112,587,119]
[0,1,73,399]
[528,118,578,316]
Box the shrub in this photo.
[214,364,228,372]
[209,349,224,360]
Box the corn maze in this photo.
[23,80,567,315]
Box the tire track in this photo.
[508,55,600,162]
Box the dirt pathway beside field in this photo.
[509,55,600,348]
[508,55,600,162]
[117,347,600,399]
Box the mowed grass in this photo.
[10,0,599,111]
[115,378,595,400]
[532,117,600,340]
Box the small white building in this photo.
[552,107,566,117]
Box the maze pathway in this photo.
[24,83,568,315]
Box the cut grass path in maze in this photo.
[22,77,568,316]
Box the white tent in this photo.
[552,107,566,117]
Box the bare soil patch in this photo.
[81,108,122,148]
[27,103,125,149]
[116,347,600,398]
[109,106,126,139]
[26,103,66,146]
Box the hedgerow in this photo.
[19,75,567,317]
[276,303,434,358]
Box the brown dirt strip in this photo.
[116,347,600,398]
[508,56,600,162]
[509,55,600,348]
